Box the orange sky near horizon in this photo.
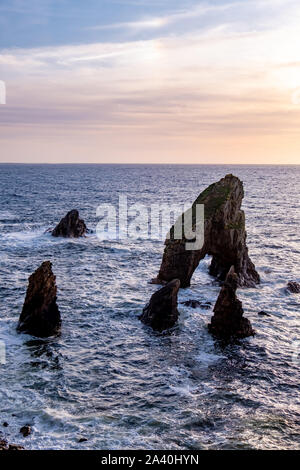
[1,0,300,164]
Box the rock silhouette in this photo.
[0,439,24,451]
[258,311,271,317]
[208,266,255,339]
[181,299,212,309]
[51,209,87,238]
[140,279,180,331]
[17,261,61,337]
[155,174,259,288]
[20,426,31,437]
[287,281,300,293]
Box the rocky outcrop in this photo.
[139,279,180,331]
[51,209,87,238]
[155,174,259,288]
[287,281,300,294]
[208,266,255,339]
[0,439,24,450]
[17,261,61,337]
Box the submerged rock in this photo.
[181,300,212,309]
[17,261,61,338]
[140,279,180,331]
[51,209,87,238]
[287,281,300,294]
[258,311,271,317]
[156,174,259,288]
[208,266,255,339]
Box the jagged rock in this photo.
[20,426,31,437]
[0,439,24,450]
[155,174,259,288]
[181,300,212,309]
[139,279,180,331]
[17,261,61,338]
[51,209,87,238]
[208,266,255,339]
[287,281,300,294]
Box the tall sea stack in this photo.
[17,261,61,337]
[208,266,255,339]
[156,174,259,287]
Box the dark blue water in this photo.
[0,164,299,449]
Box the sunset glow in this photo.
[1,0,300,163]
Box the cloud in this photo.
[1,0,300,163]
[87,0,300,35]
[88,2,236,32]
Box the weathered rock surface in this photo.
[51,209,87,238]
[0,439,24,450]
[139,279,180,331]
[17,261,61,337]
[208,266,255,339]
[156,174,259,288]
[287,281,300,294]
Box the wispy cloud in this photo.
[1,0,300,163]
[88,2,236,32]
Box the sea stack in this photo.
[155,174,260,288]
[51,209,87,238]
[140,279,180,331]
[17,261,61,337]
[208,266,255,339]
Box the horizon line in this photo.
[0,162,299,166]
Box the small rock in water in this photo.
[140,279,180,331]
[2,422,8,427]
[8,444,25,450]
[17,261,61,338]
[258,311,271,317]
[0,439,24,450]
[287,281,300,294]
[20,425,31,437]
[182,300,212,309]
[78,437,88,443]
[51,209,87,238]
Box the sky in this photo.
[0,0,300,164]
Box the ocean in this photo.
[0,164,299,449]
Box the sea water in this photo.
[0,164,299,449]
